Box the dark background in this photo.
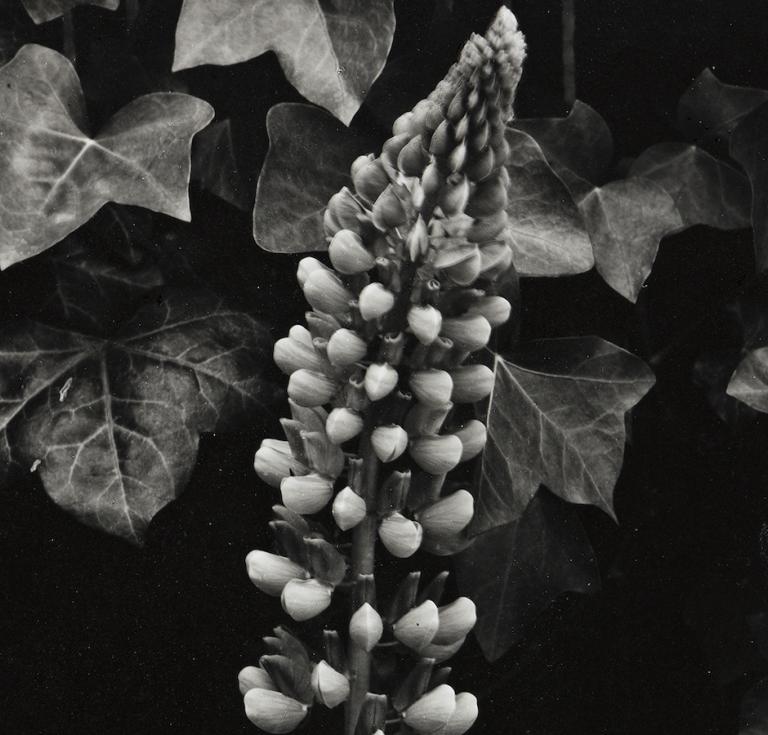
[3,1,768,733]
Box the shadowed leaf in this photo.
[727,347,768,413]
[22,0,118,23]
[173,0,395,124]
[512,100,613,182]
[0,290,276,544]
[503,129,593,276]
[471,340,654,534]
[630,142,751,230]
[0,44,213,269]
[192,119,251,211]
[456,489,599,661]
[678,68,768,146]
[579,178,683,302]
[253,103,377,253]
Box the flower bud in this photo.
[453,420,487,461]
[303,269,353,315]
[392,111,414,136]
[479,241,513,280]
[407,304,442,345]
[353,158,389,203]
[328,230,375,274]
[409,435,464,474]
[379,512,423,558]
[403,685,456,734]
[439,173,470,216]
[246,550,309,596]
[332,486,367,531]
[410,369,454,408]
[429,119,452,156]
[398,136,429,176]
[421,160,443,198]
[349,602,383,651]
[467,172,507,216]
[433,692,478,735]
[324,187,364,236]
[325,407,364,445]
[244,688,309,734]
[382,133,412,171]
[281,577,334,621]
[372,424,409,462]
[407,215,429,261]
[440,314,491,352]
[434,597,477,645]
[297,257,328,288]
[465,143,495,182]
[449,140,467,172]
[443,249,481,286]
[364,362,399,401]
[306,311,341,340]
[238,665,277,695]
[467,209,509,243]
[416,490,474,537]
[358,282,395,321]
[327,328,368,366]
[404,402,452,436]
[372,185,408,229]
[273,335,327,375]
[418,636,466,663]
[393,599,439,650]
[280,473,334,514]
[311,660,350,708]
[254,439,298,488]
[466,295,512,327]
[450,364,495,403]
[287,369,337,407]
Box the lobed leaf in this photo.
[22,0,119,24]
[0,44,213,269]
[0,290,276,544]
[253,103,377,253]
[173,0,395,124]
[456,489,599,661]
[471,340,655,534]
[727,347,768,413]
[503,129,594,277]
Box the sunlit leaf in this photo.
[504,129,594,277]
[471,340,654,534]
[727,347,768,413]
[0,290,276,544]
[630,142,751,230]
[22,0,118,24]
[456,489,599,661]
[678,68,768,146]
[192,119,251,211]
[253,103,376,253]
[173,0,395,124]
[579,179,683,302]
[0,44,213,269]
[512,100,613,182]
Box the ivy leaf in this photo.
[0,44,213,269]
[731,101,768,272]
[512,101,614,182]
[22,0,118,24]
[629,142,751,230]
[727,347,768,412]
[678,68,768,146]
[253,103,377,254]
[456,489,599,661]
[503,129,594,277]
[192,119,251,211]
[0,290,276,544]
[579,179,683,302]
[173,0,395,125]
[471,340,655,534]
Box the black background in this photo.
[3,1,768,733]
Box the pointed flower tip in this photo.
[244,688,309,734]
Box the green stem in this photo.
[562,0,576,107]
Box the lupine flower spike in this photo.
[242,8,525,734]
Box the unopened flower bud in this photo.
[349,602,383,651]
[393,599,439,650]
[246,550,309,596]
[379,512,423,558]
[332,486,367,531]
[466,176,508,218]
[465,143,495,181]
[372,424,409,462]
[324,187,364,237]
[429,119,452,156]
[303,269,353,315]
[404,402,452,436]
[444,249,481,286]
[274,335,327,375]
[372,185,408,229]
[280,473,334,514]
[421,160,443,198]
[327,328,368,366]
[409,434,463,474]
[453,420,487,461]
[353,157,389,204]
[439,173,470,216]
[287,369,337,407]
[467,209,509,243]
[434,598,477,645]
[410,369,454,408]
[254,439,297,488]
[450,364,495,403]
[407,305,441,346]
[281,577,334,621]
[351,153,374,178]
[364,362,399,401]
[403,684,457,734]
[297,257,329,288]
[325,407,364,445]
[433,692,478,735]
[407,216,429,261]
[238,665,276,695]
[306,311,341,340]
[358,282,395,321]
[244,688,309,734]
[449,140,467,172]
[392,111,414,136]
[328,230,375,274]
[416,489,474,537]
[466,295,511,327]
[440,314,491,352]
[479,241,513,279]
[418,636,466,663]
[398,136,429,176]
[311,660,350,709]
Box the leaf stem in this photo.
[562,0,576,107]
[62,10,76,64]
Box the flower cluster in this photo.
[242,8,525,734]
